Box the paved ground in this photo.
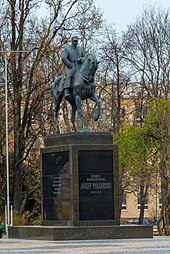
[0,236,170,254]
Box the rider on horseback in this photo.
[51,47,101,133]
[61,35,86,98]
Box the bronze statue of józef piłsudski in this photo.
[51,35,101,133]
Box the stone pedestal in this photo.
[41,132,119,227]
[8,132,153,240]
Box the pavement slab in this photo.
[0,236,170,254]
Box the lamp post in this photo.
[4,53,10,234]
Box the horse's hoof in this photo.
[94,113,99,121]
[82,127,87,132]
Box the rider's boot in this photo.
[64,88,70,98]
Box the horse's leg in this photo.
[90,93,101,121]
[53,92,63,133]
[66,96,77,132]
[71,103,77,131]
[75,95,87,132]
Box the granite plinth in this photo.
[41,132,119,227]
[8,225,153,240]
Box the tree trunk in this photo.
[158,175,170,235]
[139,181,145,224]
[139,181,148,224]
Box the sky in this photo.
[94,0,170,32]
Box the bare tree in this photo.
[124,6,170,98]
[98,26,131,134]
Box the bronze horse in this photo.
[51,55,101,133]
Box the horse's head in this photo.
[79,54,99,83]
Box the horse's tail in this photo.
[51,76,62,97]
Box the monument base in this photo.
[8,225,153,240]
[9,133,153,240]
[41,132,120,226]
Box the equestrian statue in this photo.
[51,35,101,133]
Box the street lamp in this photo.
[4,53,10,234]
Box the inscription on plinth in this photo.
[42,151,71,220]
[78,150,114,220]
